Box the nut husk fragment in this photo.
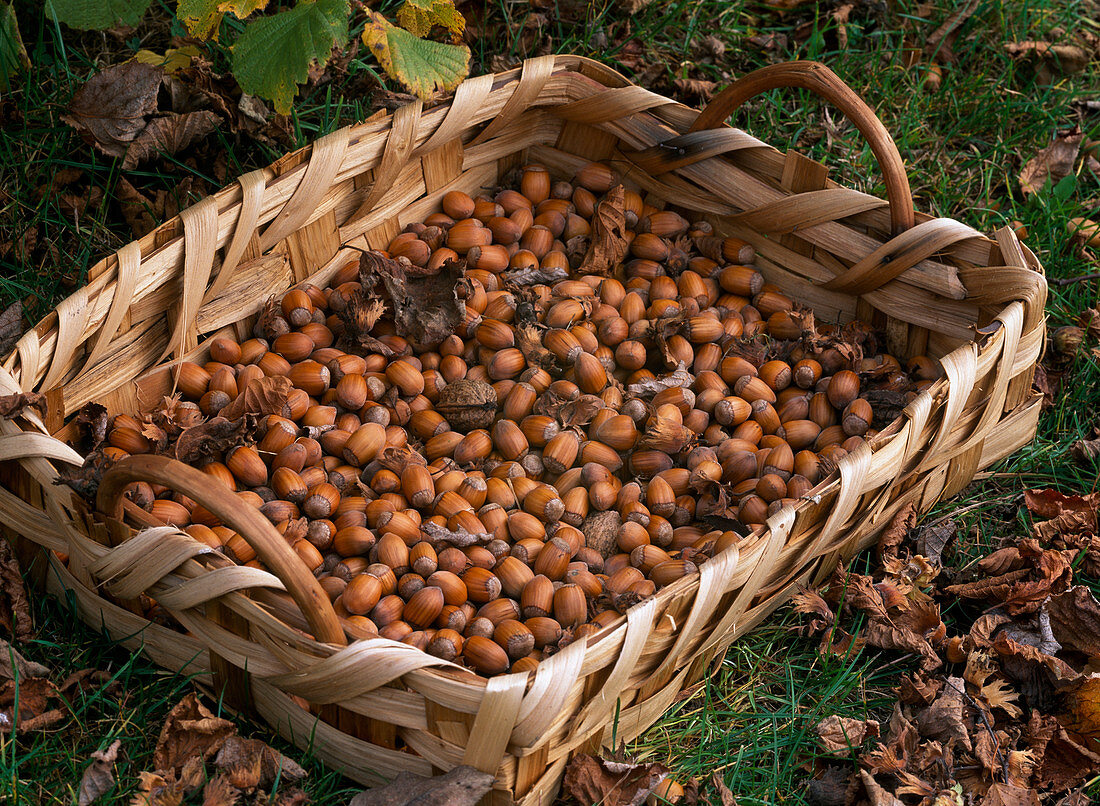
[436,379,498,432]
[582,510,622,559]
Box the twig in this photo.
[1050,272,1100,286]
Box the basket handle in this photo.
[690,61,915,234]
[97,454,347,646]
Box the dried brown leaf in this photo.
[1048,586,1100,656]
[672,78,717,102]
[815,715,880,756]
[1070,429,1100,463]
[1005,41,1091,75]
[115,176,158,238]
[1019,130,1084,195]
[131,770,186,806]
[121,110,220,169]
[581,185,629,276]
[980,783,1041,806]
[1062,676,1100,739]
[924,0,980,64]
[859,769,903,806]
[200,774,238,806]
[0,541,30,641]
[213,735,306,790]
[62,62,162,158]
[896,670,943,706]
[366,251,470,349]
[153,693,236,774]
[0,637,49,682]
[78,739,121,806]
[218,376,292,422]
[347,765,495,806]
[1032,716,1100,791]
[916,677,971,752]
[708,771,736,806]
[0,675,64,732]
[864,596,944,670]
[562,754,669,806]
[879,502,917,564]
[174,416,258,465]
[0,391,40,420]
[0,301,22,358]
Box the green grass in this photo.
[2,0,1100,803]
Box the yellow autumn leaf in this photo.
[134,44,200,74]
[217,0,269,18]
[395,0,464,41]
[176,0,222,39]
[361,11,469,100]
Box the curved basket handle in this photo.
[690,61,915,235]
[97,454,347,646]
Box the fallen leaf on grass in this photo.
[980,783,1040,806]
[153,692,236,773]
[923,0,980,64]
[946,539,1071,615]
[672,78,716,102]
[0,540,32,640]
[1019,131,1084,196]
[0,300,22,357]
[0,675,65,733]
[708,771,736,806]
[1005,41,1090,77]
[1047,587,1100,658]
[62,62,162,157]
[815,715,880,756]
[1070,428,1100,463]
[214,735,306,790]
[0,637,49,682]
[121,110,220,170]
[878,502,916,564]
[78,739,121,805]
[348,765,494,805]
[562,753,669,806]
[915,677,971,752]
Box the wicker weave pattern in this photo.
[0,56,1044,805]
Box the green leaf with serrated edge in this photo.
[230,0,349,115]
[361,11,469,100]
[45,0,152,29]
[395,0,464,40]
[0,2,30,91]
[176,0,222,39]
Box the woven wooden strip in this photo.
[83,241,141,375]
[572,597,658,738]
[262,639,463,702]
[154,566,286,611]
[728,188,888,233]
[40,285,90,392]
[348,99,423,224]
[260,128,350,252]
[463,674,528,773]
[203,169,268,306]
[627,128,770,174]
[158,196,218,365]
[469,56,557,146]
[419,73,494,154]
[0,431,84,466]
[510,638,586,747]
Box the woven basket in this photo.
[0,57,1045,804]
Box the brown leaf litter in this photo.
[795,494,1100,804]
